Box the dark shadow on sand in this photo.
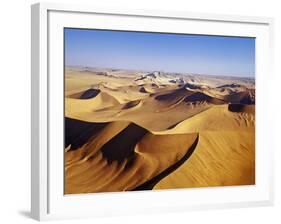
[101,123,147,163]
[65,117,108,151]
[80,88,100,99]
[184,92,225,105]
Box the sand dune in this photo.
[69,88,101,99]
[65,90,120,116]
[154,87,194,102]
[183,92,225,104]
[64,67,255,194]
[154,131,254,189]
[122,99,142,110]
[65,117,108,151]
[139,86,150,93]
[66,86,222,131]
[152,104,254,189]
[222,89,254,104]
[65,119,198,194]
[228,103,255,113]
[154,104,254,134]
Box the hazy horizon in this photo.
[65,28,255,78]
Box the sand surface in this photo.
[64,67,255,194]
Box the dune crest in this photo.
[65,67,255,194]
[65,118,199,194]
[154,131,255,189]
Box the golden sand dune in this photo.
[148,102,255,189]
[66,86,225,131]
[152,105,254,189]
[154,131,254,189]
[64,67,255,194]
[65,89,120,115]
[100,85,150,103]
[65,119,198,194]
[65,69,135,100]
[155,104,254,135]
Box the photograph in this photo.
[64,28,255,195]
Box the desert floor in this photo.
[64,67,255,194]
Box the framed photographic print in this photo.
[31,2,274,221]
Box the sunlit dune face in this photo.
[64,68,255,194]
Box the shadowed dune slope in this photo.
[183,92,225,104]
[154,87,193,102]
[101,123,147,163]
[65,88,226,132]
[80,88,101,99]
[64,118,199,194]
[154,104,255,135]
[139,86,149,93]
[152,105,255,189]
[64,68,256,193]
[223,90,255,104]
[65,117,107,151]
[228,103,255,113]
[122,99,142,110]
[65,90,120,116]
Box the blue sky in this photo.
[64,28,255,77]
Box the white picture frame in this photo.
[31,2,274,221]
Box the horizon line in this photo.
[65,64,255,79]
